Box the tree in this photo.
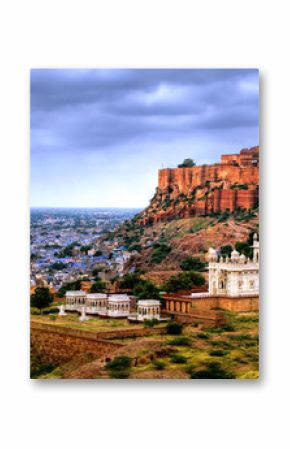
[106,356,132,379]
[133,280,160,299]
[235,241,253,258]
[167,322,183,335]
[30,287,53,310]
[178,158,196,168]
[163,271,205,293]
[119,273,142,290]
[57,280,81,298]
[180,257,206,271]
[90,280,106,293]
[220,245,233,258]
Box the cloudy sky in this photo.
[30,69,259,208]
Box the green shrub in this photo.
[152,359,166,370]
[196,332,209,339]
[209,349,227,357]
[217,211,230,223]
[190,362,235,379]
[151,243,171,264]
[166,322,183,335]
[143,318,159,328]
[170,354,187,364]
[205,323,235,333]
[42,307,59,315]
[30,363,57,379]
[106,356,132,379]
[30,307,41,315]
[167,336,191,346]
[222,323,236,332]
[228,334,258,344]
[210,340,233,349]
[237,315,259,323]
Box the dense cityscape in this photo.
[30,208,140,292]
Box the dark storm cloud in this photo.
[30,69,259,152]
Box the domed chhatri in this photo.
[128,299,170,323]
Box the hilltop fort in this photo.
[137,146,259,225]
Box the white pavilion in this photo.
[106,294,131,318]
[65,290,87,311]
[137,300,161,321]
[128,299,170,322]
[85,293,107,314]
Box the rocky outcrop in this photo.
[137,146,259,225]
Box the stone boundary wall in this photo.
[168,309,226,326]
[31,322,123,365]
[30,322,168,365]
[31,321,167,340]
[92,327,167,339]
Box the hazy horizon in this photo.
[31,69,259,208]
[30,206,142,211]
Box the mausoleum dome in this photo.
[239,254,246,263]
[208,247,218,261]
[231,249,240,261]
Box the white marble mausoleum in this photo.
[207,233,259,297]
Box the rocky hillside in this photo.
[111,146,259,284]
[122,212,258,285]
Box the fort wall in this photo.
[138,146,259,224]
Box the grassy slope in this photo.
[34,311,259,379]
